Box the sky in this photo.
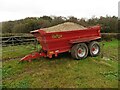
[118,1,120,19]
[0,0,119,22]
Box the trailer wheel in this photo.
[89,41,100,57]
[71,43,88,60]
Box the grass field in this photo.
[2,39,119,88]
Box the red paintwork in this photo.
[78,50,82,54]
[20,52,46,62]
[20,25,101,62]
[92,48,95,51]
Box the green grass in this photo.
[2,44,41,60]
[2,39,119,88]
[101,39,118,61]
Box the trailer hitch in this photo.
[20,52,46,62]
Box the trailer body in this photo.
[21,26,101,62]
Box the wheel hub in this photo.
[77,47,86,57]
[92,45,99,55]
[78,49,82,53]
[92,48,95,51]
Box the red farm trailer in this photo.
[20,25,101,62]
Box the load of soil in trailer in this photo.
[42,22,87,32]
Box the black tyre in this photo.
[71,43,88,60]
[89,41,100,57]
